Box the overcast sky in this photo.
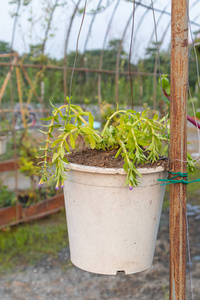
[0,0,200,61]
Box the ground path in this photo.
[0,211,199,300]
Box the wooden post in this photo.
[170,0,189,299]
[0,55,18,104]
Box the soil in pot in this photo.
[67,148,169,169]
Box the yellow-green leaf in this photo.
[52,152,59,163]
[88,112,94,128]
[69,134,75,149]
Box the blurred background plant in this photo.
[0,181,16,208]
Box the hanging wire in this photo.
[133,1,158,61]
[147,0,170,49]
[115,0,143,104]
[83,0,103,53]
[150,0,170,161]
[115,12,133,104]
[69,0,88,99]
[128,0,136,110]
[98,0,120,108]
[63,0,82,99]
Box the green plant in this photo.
[18,130,39,201]
[0,119,10,136]
[142,102,159,119]
[160,74,200,129]
[100,101,117,127]
[17,130,59,206]
[0,182,16,208]
[38,98,196,190]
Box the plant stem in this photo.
[61,128,78,149]
[44,105,67,174]
[69,106,101,141]
[70,106,89,126]
[118,139,130,164]
[101,110,126,136]
[163,89,200,129]
[131,128,138,150]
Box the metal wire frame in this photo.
[129,0,200,27]
[147,0,200,50]
[72,0,200,111]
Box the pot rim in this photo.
[65,162,167,175]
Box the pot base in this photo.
[71,259,153,276]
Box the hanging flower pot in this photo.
[38,101,196,274]
[63,162,167,275]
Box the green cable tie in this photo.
[158,171,200,186]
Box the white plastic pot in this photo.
[63,163,167,275]
[0,135,7,155]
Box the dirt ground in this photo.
[0,210,199,300]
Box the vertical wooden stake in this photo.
[170,0,189,299]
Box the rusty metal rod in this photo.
[170,0,189,299]
[0,109,50,113]
[0,53,18,58]
[0,62,157,77]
